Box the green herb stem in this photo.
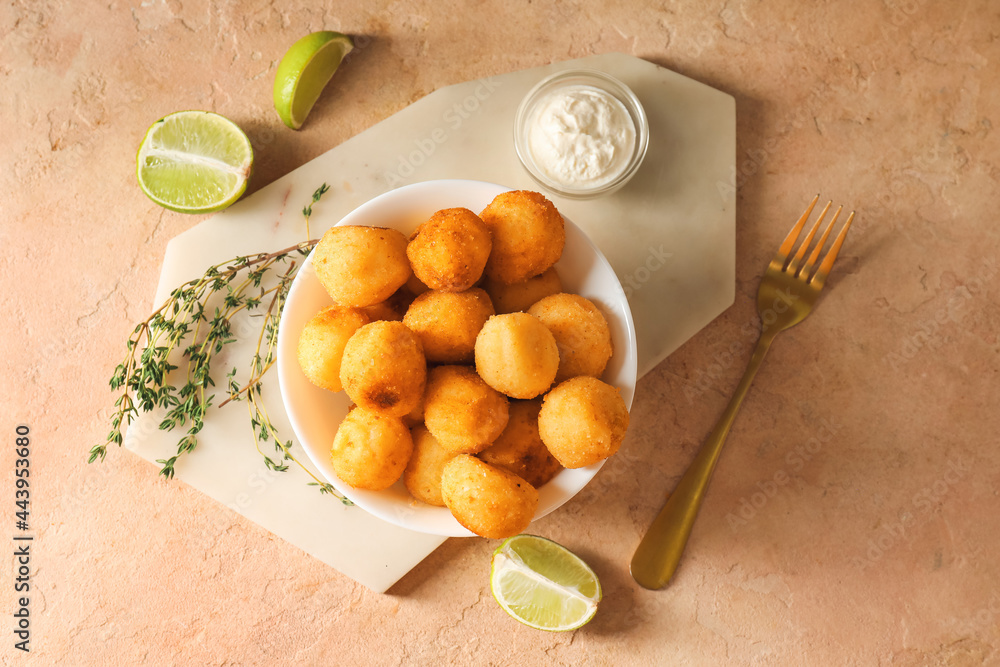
[92,183,343,502]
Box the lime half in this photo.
[136,110,253,214]
[273,31,354,129]
[490,535,602,632]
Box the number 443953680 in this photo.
[15,425,30,531]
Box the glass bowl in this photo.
[514,69,649,199]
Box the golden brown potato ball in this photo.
[403,426,454,506]
[478,399,562,488]
[474,313,559,399]
[401,392,424,428]
[528,293,613,382]
[296,306,370,393]
[406,208,492,292]
[313,225,411,307]
[423,365,509,455]
[480,190,565,285]
[359,300,403,323]
[330,408,413,490]
[405,273,430,297]
[388,285,420,314]
[484,266,562,314]
[441,455,538,539]
[340,321,426,418]
[402,288,495,364]
[537,376,630,468]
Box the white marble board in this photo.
[125,53,736,593]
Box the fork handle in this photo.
[630,331,775,589]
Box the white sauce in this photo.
[527,85,636,189]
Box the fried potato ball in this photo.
[528,293,613,382]
[330,408,413,491]
[478,399,562,488]
[388,285,420,313]
[484,266,562,314]
[480,190,564,285]
[402,392,424,428]
[359,300,403,323]
[407,208,492,292]
[313,225,411,307]
[340,321,427,417]
[405,273,430,297]
[474,313,559,399]
[537,376,630,468]
[441,455,538,539]
[423,365,509,454]
[403,288,495,364]
[403,426,454,506]
[296,306,370,392]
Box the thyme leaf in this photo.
[92,183,350,504]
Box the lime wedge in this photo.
[490,535,602,632]
[136,111,253,214]
[273,31,354,130]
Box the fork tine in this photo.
[786,200,831,275]
[808,210,855,287]
[774,194,820,264]
[799,205,841,278]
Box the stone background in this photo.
[2,1,998,664]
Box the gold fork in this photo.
[630,195,855,590]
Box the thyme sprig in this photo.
[92,184,351,504]
[302,183,330,241]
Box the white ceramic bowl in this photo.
[276,179,637,537]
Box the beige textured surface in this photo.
[2,1,999,664]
